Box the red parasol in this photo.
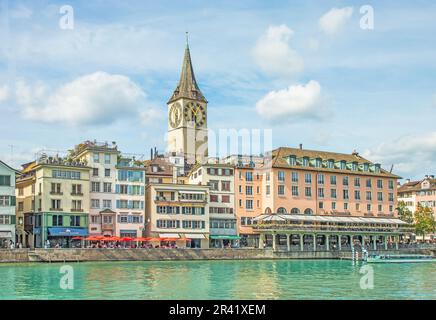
[120,237,133,242]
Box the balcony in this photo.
[71,192,84,196]
[50,192,63,195]
[49,208,63,211]
[71,208,84,212]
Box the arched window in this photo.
[277,207,287,214]
[304,208,313,215]
[265,207,272,214]
[291,208,300,214]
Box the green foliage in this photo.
[414,205,436,240]
[397,201,414,224]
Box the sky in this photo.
[0,0,435,181]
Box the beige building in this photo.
[398,175,436,217]
[188,161,238,247]
[145,183,209,248]
[26,155,91,248]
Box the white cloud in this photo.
[253,25,304,77]
[319,7,354,35]
[363,132,436,179]
[256,80,327,122]
[0,85,9,102]
[432,94,436,108]
[10,4,33,19]
[140,107,165,125]
[17,72,148,126]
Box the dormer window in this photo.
[352,162,358,171]
[315,158,322,168]
[364,163,369,172]
[374,164,381,173]
[152,165,159,173]
[302,157,309,167]
[340,161,346,170]
[327,160,334,169]
[288,156,297,166]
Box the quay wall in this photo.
[0,248,434,263]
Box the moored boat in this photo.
[366,254,436,263]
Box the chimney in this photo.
[150,148,153,160]
[154,147,157,158]
[299,143,303,150]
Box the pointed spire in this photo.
[168,35,207,104]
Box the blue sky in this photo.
[0,0,435,180]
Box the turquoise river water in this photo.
[1,259,435,299]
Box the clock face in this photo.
[184,102,206,127]
[169,103,182,128]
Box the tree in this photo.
[414,205,436,241]
[397,201,414,224]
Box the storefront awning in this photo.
[48,227,88,236]
[210,235,240,240]
[184,233,206,239]
[0,231,12,238]
[159,233,180,238]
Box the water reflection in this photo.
[1,260,435,300]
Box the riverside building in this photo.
[188,160,238,247]
[252,147,409,251]
[0,160,19,248]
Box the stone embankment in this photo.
[0,248,434,263]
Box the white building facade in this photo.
[0,160,18,248]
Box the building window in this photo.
[291,208,300,214]
[378,204,383,212]
[330,175,336,185]
[292,186,298,196]
[246,172,253,182]
[389,193,394,202]
[103,200,112,209]
[327,160,334,169]
[304,208,313,215]
[278,185,285,196]
[70,216,81,227]
[105,169,111,177]
[277,207,286,214]
[210,195,218,202]
[367,204,372,212]
[302,157,309,166]
[72,200,82,210]
[51,199,61,210]
[354,177,360,187]
[18,202,24,211]
[91,199,100,209]
[72,184,82,195]
[221,181,231,191]
[356,203,360,211]
[0,175,11,186]
[389,205,393,212]
[292,172,298,182]
[305,187,312,197]
[91,182,100,192]
[246,200,253,210]
[343,190,349,200]
[377,192,383,201]
[332,202,336,210]
[221,195,230,203]
[266,185,270,195]
[104,154,111,164]
[103,183,112,193]
[246,186,253,195]
[93,153,100,163]
[344,203,349,211]
[51,183,61,194]
[52,215,63,226]
[92,168,99,177]
[319,202,324,209]
[377,179,383,189]
[318,188,324,198]
[304,173,312,184]
[355,190,361,200]
[277,171,285,182]
[317,174,324,185]
[343,176,349,186]
[331,189,337,199]
[366,178,372,188]
[366,191,372,201]
[388,180,394,190]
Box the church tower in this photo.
[167,37,208,164]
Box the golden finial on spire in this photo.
[186,31,189,47]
